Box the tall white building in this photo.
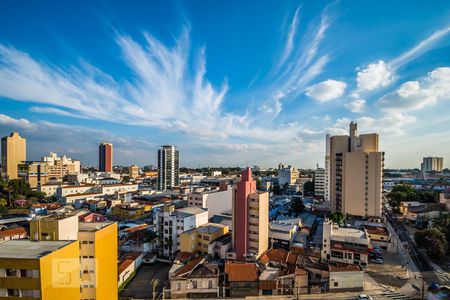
[157,145,180,190]
[314,167,326,198]
[154,205,208,257]
[278,165,299,186]
[421,157,444,172]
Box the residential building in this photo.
[314,167,326,198]
[78,222,118,300]
[269,220,300,250]
[1,132,26,180]
[157,145,180,190]
[118,252,143,289]
[180,223,229,254]
[30,215,79,241]
[225,262,259,297]
[111,202,151,219]
[0,240,81,299]
[187,184,233,218]
[170,256,220,299]
[364,225,391,251]
[0,226,27,241]
[321,219,370,268]
[421,157,444,173]
[278,165,299,186]
[232,168,269,260]
[99,142,113,172]
[155,205,208,257]
[324,134,331,201]
[328,263,364,292]
[329,121,384,217]
[208,233,232,259]
[128,164,139,178]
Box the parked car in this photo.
[357,294,373,300]
[371,258,383,264]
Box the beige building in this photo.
[248,192,269,257]
[421,156,444,173]
[128,164,140,178]
[187,185,233,218]
[1,132,26,180]
[329,122,384,218]
[25,152,81,188]
[30,215,79,241]
[278,165,299,186]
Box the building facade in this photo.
[278,166,299,186]
[187,185,233,218]
[314,167,326,199]
[0,240,81,299]
[180,223,229,254]
[157,145,180,190]
[1,132,26,180]
[128,164,139,178]
[329,122,384,218]
[99,142,113,172]
[421,156,444,173]
[232,168,269,260]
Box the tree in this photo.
[290,198,305,216]
[0,198,7,207]
[330,211,345,224]
[272,185,281,195]
[415,228,448,260]
[303,181,314,197]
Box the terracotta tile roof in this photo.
[259,253,270,265]
[175,251,197,263]
[286,252,299,265]
[174,255,205,277]
[329,262,362,272]
[118,259,133,274]
[124,224,149,233]
[364,225,388,235]
[0,226,27,238]
[225,262,258,282]
[267,248,288,263]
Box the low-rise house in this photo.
[0,226,27,241]
[277,267,308,296]
[208,233,232,259]
[439,193,450,211]
[225,262,259,297]
[180,223,229,254]
[321,220,369,268]
[78,212,107,223]
[405,203,444,227]
[328,262,363,292]
[118,252,144,288]
[259,267,278,296]
[170,256,220,299]
[364,225,391,251]
[269,220,299,250]
[111,202,151,219]
[399,201,422,215]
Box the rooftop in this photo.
[225,262,258,282]
[329,262,362,272]
[0,240,76,259]
[78,221,114,232]
[175,206,207,217]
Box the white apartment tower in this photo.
[157,145,180,190]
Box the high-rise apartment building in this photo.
[421,157,444,173]
[99,142,113,172]
[314,167,326,198]
[0,240,81,299]
[329,122,384,218]
[157,145,179,190]
[278,165,299,186]
[324,134,331,201]
[1,132,26,180]
[232,168,269,260]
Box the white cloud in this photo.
[277,5,301,68]
[377,67,450,111]
[29,106,84,118]
[345,99,366,113]
[0,114,35,130]
[356,60,394,91]
[305,79,346,102]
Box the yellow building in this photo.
[30,215,118,300]
[180,223,229,254]
[128,164,139,179]
[1,132,26,180]
[0,240,81,299]
[111,203,151,219]
[78,222,118,300]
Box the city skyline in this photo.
[1,1,450,168]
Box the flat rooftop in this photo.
[79,221,114,232]
[175,206,207,216]
[0,240,76,259]
[332,226,367,239]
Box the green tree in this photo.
[0,198,7,206]
[415,228,448,260]
[290,198,305,216]
[330,211,345,224]
[303,181,314,196]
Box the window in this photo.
[192,281,197,289]
[177,282,181,290]
[334,282,338,287]
[208,280,213,289]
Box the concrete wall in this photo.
[329,271,364,291]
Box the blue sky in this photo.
[1,1,450,168]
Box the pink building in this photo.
[233,168,269,260]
